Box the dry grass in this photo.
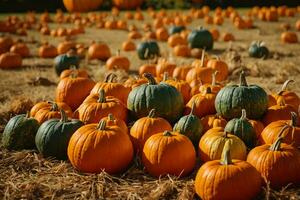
[0,9,300,199]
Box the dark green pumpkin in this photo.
[188,27,213,50]
[224,109,256,148]
[54,52,80,76]
[137,40,160,60]
[215,71,268,120]
[248,41,269,59]
[2,114,39,150]
[168,26,186,35]
[173,102,203,146]
[127,73,184,123]
[35,109,83,160]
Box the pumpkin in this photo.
[185,87,216,118]
[167,34,187,48]
[137,40,160,60]
[74,89,127,124]
[260,112,300,148]
[190,78,202,97]
[268,80,300,110]
[222,32,235,41]
[296,20,300,31]
[68,120,133,174]
[55,75,95,111]
[213,15,224,25]
[215,71,268,120]
[117,20,127,30]
[201,114,227,132]
[106,50,130,72]
[155,59,176,78]
[195,144,262,200]
[262,98,296,126]
[130,109,172,153]
[173,103,203,146]
[249,119,265,140]
[10,43,30,57]
[0,36,13,52]
[88,42,111,61]
[2,113,39,150]
[63,0,103,12]
[90,73,130,104]
[138,64,156,76]
[224,109,257,148]
[124,76,147,89]
[60,68,88,79]
[281,32,298,43]
[199,71,223,94]
[39,42,58,58]
[54,51,80,76]
[206,56,228,81]
[209,28,220,41]
[248,41,269,59]
[199,127,247,162]
[128,30,142,39]
[168,25,186,35]
[57,41,76,55]
[142,131,196,177]
[188,27,214,50]
[155,27,169,41]
[35,109,83,159]
[173,45,191,57]
[134,12,144,21]
[30,101,72,118]
[122,40,136,51]
[112,0,143,10]
[0,52,22,69]
[102,113,128,134]
[127,73,184,123]
[172,64,192,80]
[204,16,213,24]
[247,134,300,189]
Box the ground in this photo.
[0,8,300,199]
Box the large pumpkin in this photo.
[247,135,300,189]
[142,131,196,177]
[113,0,143,10]
[35,110,83,160]
[188,27,214,50]
[63,0,103,12]
[54,51,80,76]
[68,120,134,174]
[215,71,268,120]
[2,114,39,150]
[195,145,262,200]
[199,127,247,162]
[127,73,184,123]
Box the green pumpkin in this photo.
[54,52,80,76]
[137,40,160,60]
[188,27,213,50]
[2,114,39,150]
[35,109,83,160]
[127,73,184,123]
[168,26,186,35]
[173,102,203,146]
[215,71,268,120]
[248,41,269,59]
[224,109,256,148]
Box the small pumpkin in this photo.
[222,32,235,41]
[281,32,298,43]
[225,109,257,148]
[2,113,39,150]
[137,40,160,60]
[155,27,169,41]
[248,41,269,59]
[206,56,228,81]
[199,71,223,94]
[209,28,220,41]
[195,144,262,200]
[88,41,111,61]
[54,51,80,76]
[106,50,130,72]
[199,127,247,162]
[122,40,136,51]
[60,68,88,79]
[39,42,58,58]
[142,131,196,177]
[201,114,227,132]
[35,109,83,160]
[138,63,156,76]
[0,52,22,69]
[247,134,300,189]
[10,43,30,57]
[188,27,214,50]
[172,64,192,80]
[130,109,172,153]
[68,120,133,174]
[167,34,187,48]
[155,59,176,78]
[173,45,191,57]
[30,101,73,118]
[57,41,76,55]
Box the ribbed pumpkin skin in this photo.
[127,76,184,123]
[35,118,83,160]
[224,114,256,148]
[2,114,39,150]
[215,73,268,120]
[248,43,269,58]
[198,127,247,162]
[54,54,80,76]
[188,28,214,50]
[113,0,143,10]
[63,0,103,12]
[247,142,300,189]
[137,41,160,60]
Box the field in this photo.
[0,8,300,199]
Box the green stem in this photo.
[97,89,106,103]
[108,113,115,121]
[221,143,233,165]
[163,131,173,137]
[48,101,59,111]
[280,80,294,92]
[148,109,156,118]
[97,120,106,130]
[240,109,247,120]
[269,137,283,151]
[190,102,196,115]
[143,73,157,85]
[60,109,68,123]
[239,71,248,87]
[290,112,298,127]
[104,73,117,83]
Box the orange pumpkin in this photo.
[102,113,128,134]
[249,119,265,140]
[156,59,176,78]
[172,64,192,80]
[63,0,103,12]
[139,63,156,76]
[39,42,58,58]
[10,43,30,57]
[124,76,147,89]
[122,40,136,51]
[199,71,223,94]
[128,30,142,39]
[0,52,22,69]
[142,131,196,177]
[201,114,227,132]
[281,32,298,43]
[57,41,76,55]
[30,101,72,118]
[60,68,88,80]
[206,56,228,81]
[167,34,187,48]
[130,109,172,153]
[210,28,220,41]
[88,42,111,61]
[265,9,278,21]
[112,0,143,10]
[213,15,224,25]
[190,78,202,97]
[173,45,191,57]
[155,27,169,41]
[68,119,133,174]
[296,20,300,31]
[117,20,127,30]
[204,16,213,24]
[106,50,130,72]
[222,32,235,41]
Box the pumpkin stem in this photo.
[60,109,68,122]
[70,65,78,78]
[144,47,149,59]
[240,109,247,120]
[97,120,107,130]
[163,131,173,137]
[269,136,283,151]
[48,101,59,111]
[211,55,220,61]
[190,102,196,115]
[290,112,298,127]
[204,87,212,94]
[279,80,294,94]
[212,71,218,86]
[97,89,106,103]
[220,143,233,165]
[105,73,117,83]
[162,72,169,82]
[239,71,248,87]
[108,113,115,121]
[25,111,30,118]
[148,109,156,118]
[143,73,157,85]
[200,48,206,67]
